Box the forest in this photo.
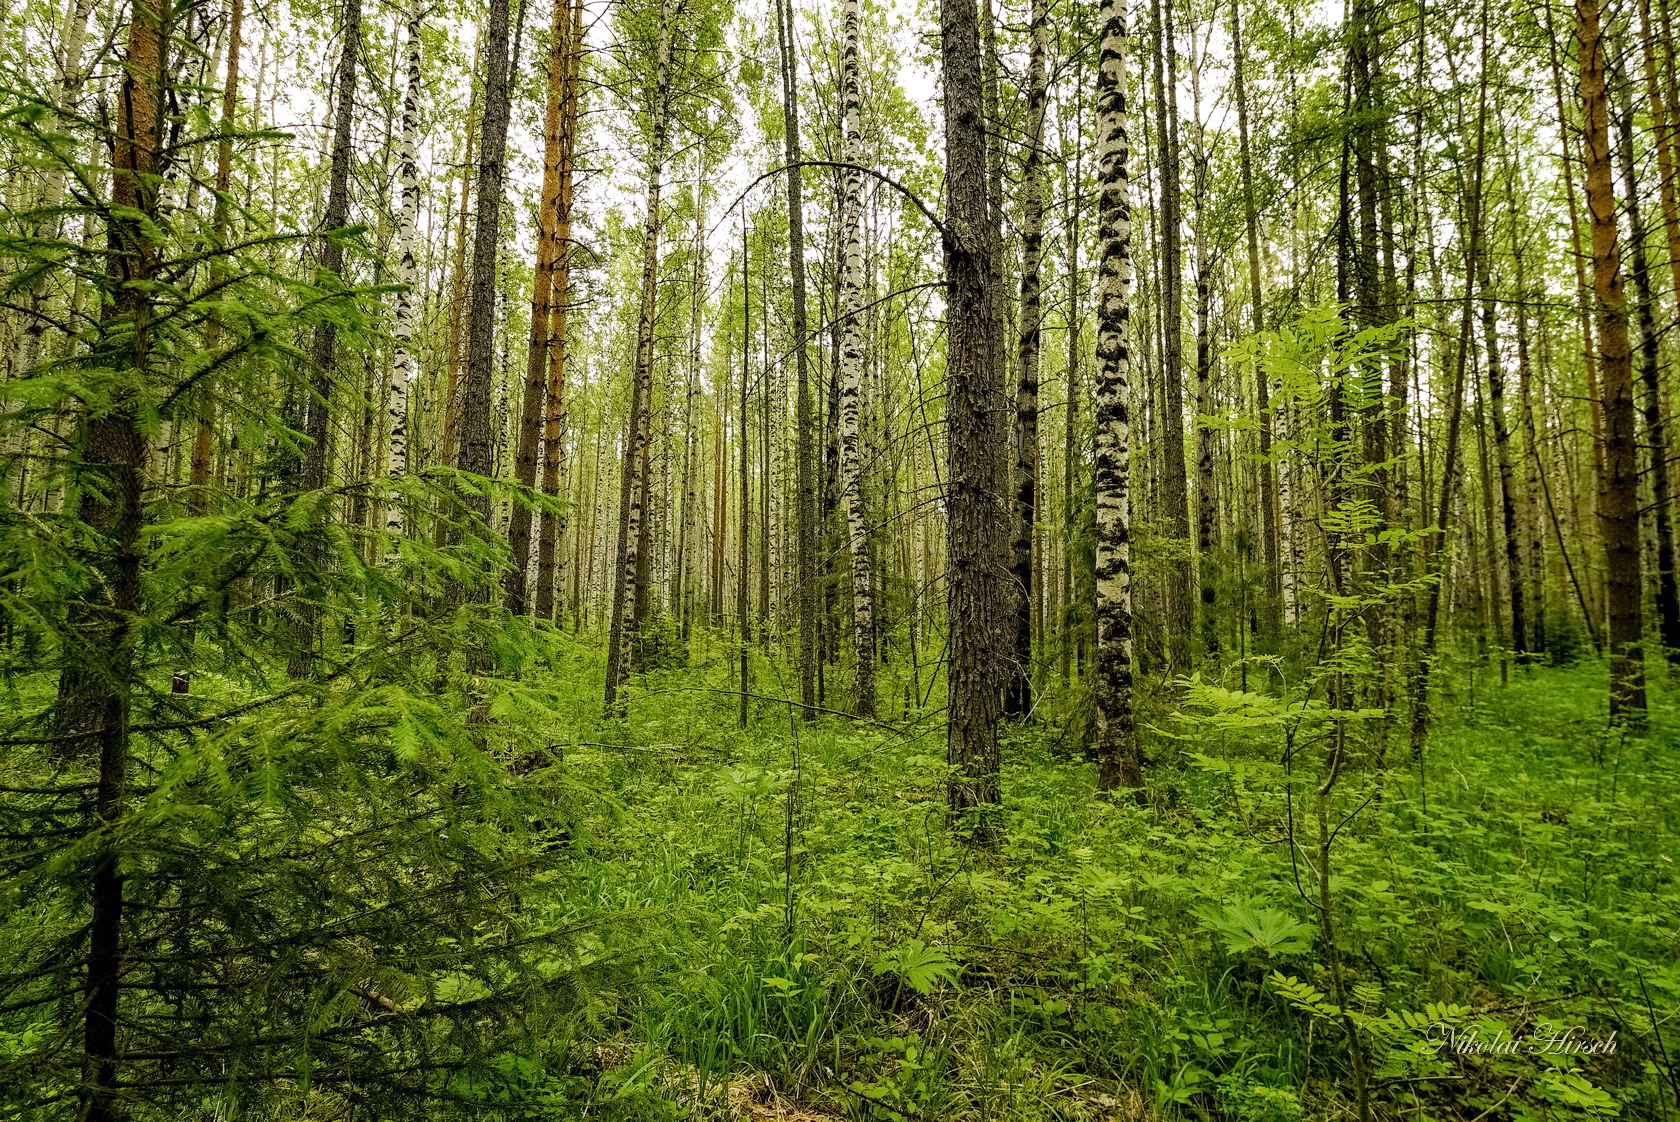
[0,0,1676,1113]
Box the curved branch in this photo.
[716,160,948,240]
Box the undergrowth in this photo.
[522,636,1677,1121]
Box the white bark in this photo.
[1093,0,1140,793]
[837,0,875,717]
[387,0,421,546]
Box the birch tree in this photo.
[1093,0,1142,796]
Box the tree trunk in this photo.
[1061,140,1083,685]
[172,0,242,695]
[387,0,420,546]
[740,240,752,728]
[289,0,361,677]
[1409,9,1489,758]
[1231,0,1278,632]
[440,33,479,471]
[1006,0,1048,719]
[1577,0,1648,722]
[1093,0,1143,797]
[508,0,576,613]
[1150,0,1192,675]
[70,0,164,1112]
[1615,84,1680,658]
[836,0,876,718]
[604,0,672,716]
[776,0,819,720]
[536,0,583,623]
[456,0,514,502]
[1480,268,1527,662]
[941,0,1007,834]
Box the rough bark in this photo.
[536,0,583,623]
[1006,0,1048,720]
[507,0,576,613]
[1577,0,1647,721]
[455,0,514,502]
[941,0,1008,833]
[69,0,164,1113]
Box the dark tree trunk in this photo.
[1006,0,1049,719]
[941,0,1008,835]
[289,0,360,677]
[777,0,819,720]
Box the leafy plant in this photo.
[1197,901,1317,957]
[871,938,961,995]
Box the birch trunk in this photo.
[387,0,421,545]
[1093,0,1142,796]
[836,0,876,718]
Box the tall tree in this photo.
[67,0,165,1112]
[289,0,362,677]
[536,0,584,623]
[1231,0,1277,623]
[455,0,515,514]
[1576,0,1647,722]
[1093,0,1143,796]
[604,0,673,716]
[387,0,421,546]
[836,0,876,718]
[941,0,1007,832]
[1006,0,1049,719]
[1150,0,1192,674]
[508,0,578,613]
[173,0,244,695]
[1479,262,1527,662]
[1614,78,1680,658]
[777,0,819,720]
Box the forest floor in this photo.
[518,643,1679,1121]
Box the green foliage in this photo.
[871,937,961,995]
[1195,902,1317,958]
